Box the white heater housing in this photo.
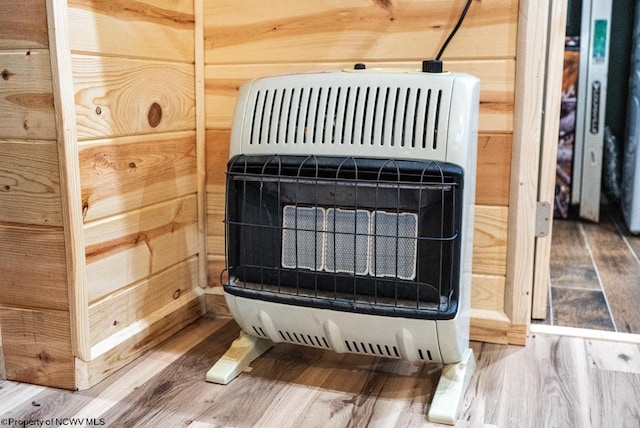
[208,69,479,425]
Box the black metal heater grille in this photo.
[224,154,463,320]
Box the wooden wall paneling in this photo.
[204,128,228,291]
[0,139,62,226]
[205,129,230,191]
[204,60,515,133]
[83,193,198,252]
[1,0,204,389]
[77,292,204,389]
[471,274,507,313]
[46,0,90,362]
[505,0,550,338]
[0,307,75,389]
[475,134,512,207]
[204,274,229,315]
[0,0,49,49]
[203,0,518,64]
[0,49,56,140]
[0,224,68,311]
[67,0,194,62]
[84,195,199,257]
[72,55,195,140]
[206,190,225,259]
[88,257,199,346]
[469,308,511,344]
[78,131,197,222]
[447,59,516,135]
[472,205,509,277]
[84,195,200,303]
[532,0,570,319]
[195,0,208,289]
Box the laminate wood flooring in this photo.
[542,204,640,333]
[1,317,640,427]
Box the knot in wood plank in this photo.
[148,102,163,128]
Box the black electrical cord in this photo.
[423,0,473,73]
[436,0,474,60]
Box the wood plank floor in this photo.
[1,316,640,427]
[540,204,640,333]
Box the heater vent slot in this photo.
[418,349,434,361]
[235,73,454,159]
[248,86,447,150]
[251,326,268,338]
[278,330,330,349]
[345,341,401,358]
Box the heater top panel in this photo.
[230,70,479,165]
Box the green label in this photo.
[592,19,608,63]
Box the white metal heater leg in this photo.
[427,348,476,425]
[205,331,273,385]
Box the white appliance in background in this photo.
[623,0,640,233]
[206,69,479,425]
[572,0,612,222]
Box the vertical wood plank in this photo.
[46,0,90,362]
[195,0,208,289]
[505,0,550,328]
[532,0,569,320]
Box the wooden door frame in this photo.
[531,0,567,319]
[529,0,568,321]
[508,0,568,336]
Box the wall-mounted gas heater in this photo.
[206,69,479,425]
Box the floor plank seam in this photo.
[614,216,640,267]
[577,221,618,333]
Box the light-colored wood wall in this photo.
[0,0,76,389]
[203,0,521,343]
[67,0,205,387]
[0,0,206,389]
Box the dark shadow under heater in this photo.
[206,70,479,425]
